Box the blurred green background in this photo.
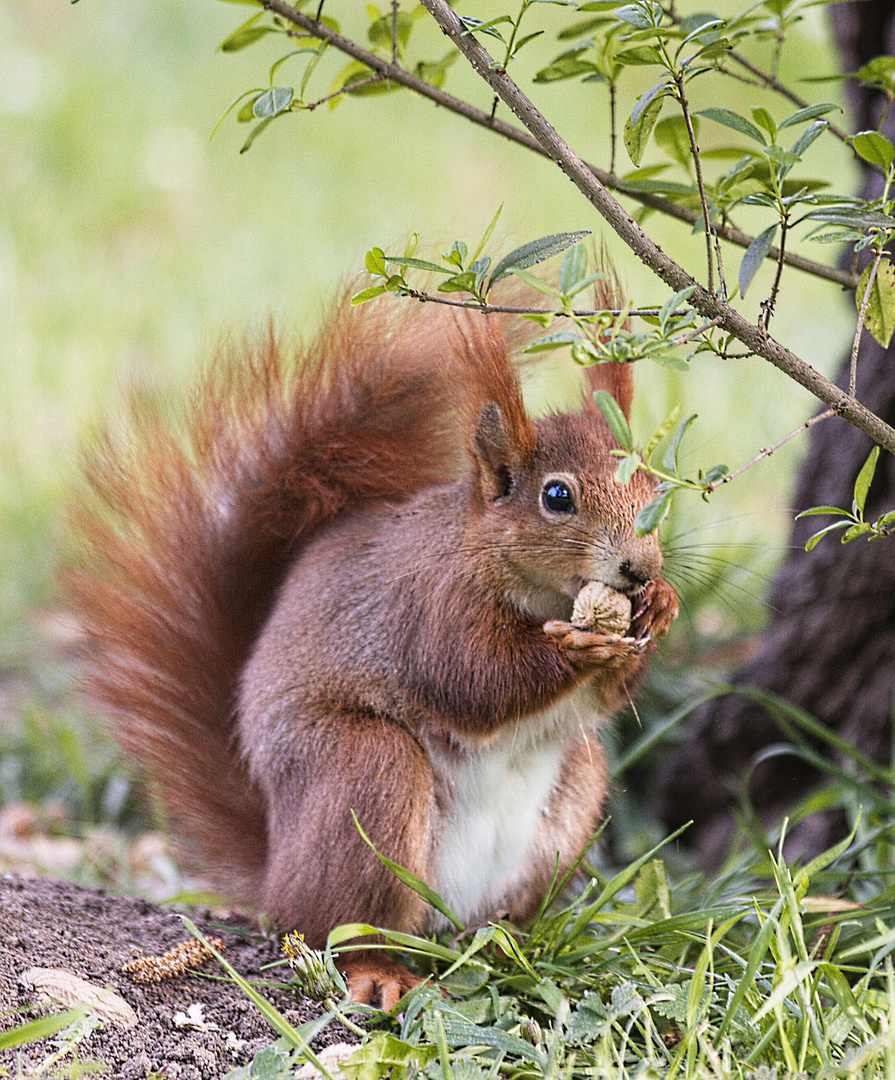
[0,0,861,890]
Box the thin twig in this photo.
[706,409,837,491]
[609,82,617,178]
[260,0,858,290]
[391,0,399,64]
[759,218,788,331]
[675,74,714,293]
[713,228,729,302]
[420,0,895,454]
[304,74,385,110]
[399,287,668,318]
[850,248,885,397]
[671,316,724,347]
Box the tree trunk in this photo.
[653,0,895,864]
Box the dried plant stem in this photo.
[706,409,837,491]
[262,0,857,290]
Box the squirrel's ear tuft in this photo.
[582,361,634,421]
[472,402,526,501]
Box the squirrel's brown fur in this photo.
[66,285,677,1008]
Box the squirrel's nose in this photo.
[619,549,662,591]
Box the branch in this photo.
[419,0,895,456]
[398,288,670,318]
[261,0,857,290]
[706,409,837,491]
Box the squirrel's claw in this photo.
[630,579,679,641]
[544,621,648,669]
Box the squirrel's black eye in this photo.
[541,480,575,514]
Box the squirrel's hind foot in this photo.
[339,952,426,1011]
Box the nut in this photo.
[571,581,632,635]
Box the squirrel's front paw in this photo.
[629,579,679,641]
[544,620,648,670]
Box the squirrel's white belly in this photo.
[426,693,589,929]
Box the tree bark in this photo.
[653,0,895,864]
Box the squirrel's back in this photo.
[65,294,523,902]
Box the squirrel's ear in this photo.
[472,402,529,500]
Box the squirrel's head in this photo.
[467,365,662,624]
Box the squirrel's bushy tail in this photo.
[65,294,502,904]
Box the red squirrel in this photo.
[66,286,678,1008]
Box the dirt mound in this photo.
[0,873,355,1077]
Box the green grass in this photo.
[217,781,895,1078]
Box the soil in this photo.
[0,873,359,1077]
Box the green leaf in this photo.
[842,522,874,542]
[805,207,895,230]
[220,24,276,52]
[787,119,828,164]
[507,267,562,296]
[438,271,478,294]
[240,115,275,153]
[534,53,599,82]
[696,107,766,144]
[662,412,696,472]
[750,105,777,140]
[804,520,850,551]
[630,80,670,127]
[654,115,698,169]
[365,247,388,276]
[614,45,663,65]
[853,446,880,517]
[471,204,503,265]
[351,285,389,305]
[560,242,588,295]
[615,452,642,484]
[624,88,668,167]
[850,130,895,172]
[342,1035,437,1080]
[763,145,799,168]
[368,11,414,53]
[856,257,895,348]
[458,15,508,41]
[738,223,777,297]
[659,285,697,330]
[615,2,662,28]
[490,232,590,287]
[855,55,895,94]
[778,102,840,129]
[253,86,294,118]
[634,491,672,535]
[524,332,582,353]
[593,389,633,450]
[0,1009,88,1051]
[383,256,449,274]
[795,505,850,518]
[644,404,681,460]
[352,811,464,930]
